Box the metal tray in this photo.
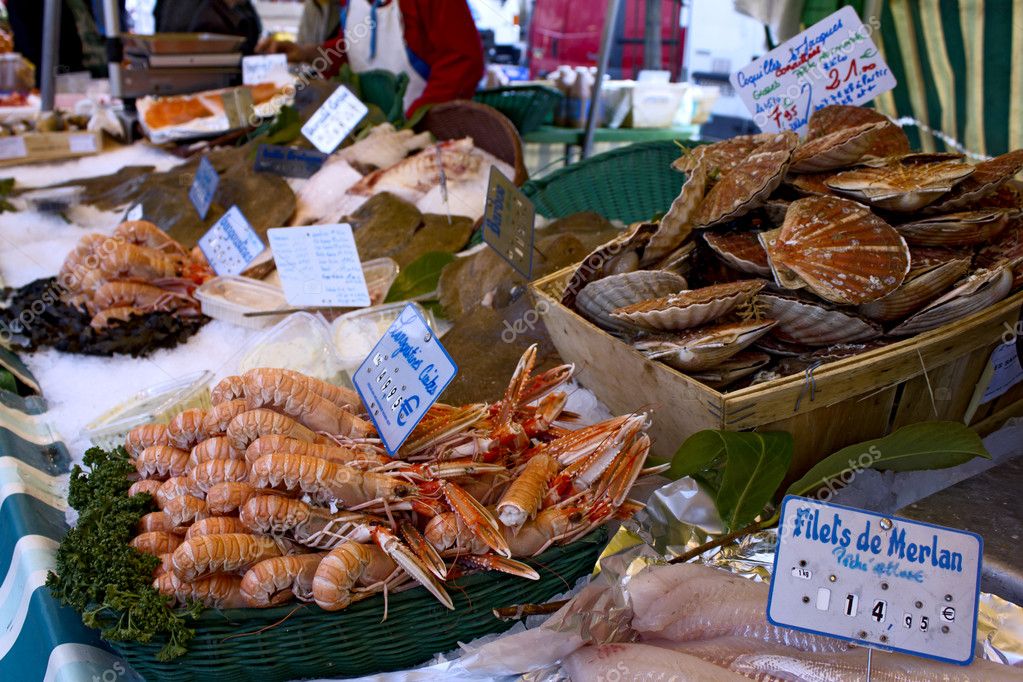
[122,32,245,55]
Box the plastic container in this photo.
[330,302,436,379]
[194,276,288,329]
[236,312,350,387]
[631,82,688,128]
[361,257,400,306]
[82,370,213,449]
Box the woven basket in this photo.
[415,100,529,185]
[107,529,605,682]
[522,139,703,223]
[474,85,563,135]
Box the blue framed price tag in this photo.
[189,156,220,219]
[267,224,370,307]
[482,167,535,279]
[353,304,457,455]
[198,205,265,276]
[767,496,982,665]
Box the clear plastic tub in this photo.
[82,370,213,449]
[362,257,400,306]
[236,311,351,387]
[330,302,436,379]
[195,275,288,329]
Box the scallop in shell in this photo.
[633,319,777,372]
[790,121,888,173]
[895,209,1012,247]
[976,221,1023,288]
[689,351,771,388]
[561,222,657,309]
[764,196,910,305]
[758,227,808,291]
[575,270,688,332]
[609,280,766,332]
[889,267,1013,336]
[703,230,772,277]
[825,159,975,212]
[672,133,777,175]
[643,165,708,265]
[907,246,974,278]
[760,292,882,346]
[692,131,798,228]
[788,171,840,197]
[927,149,1023,212]
[806,105,910,158]
[858,256,971,322]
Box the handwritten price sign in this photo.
[731,6,896,135]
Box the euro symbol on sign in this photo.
[396,395,420,426]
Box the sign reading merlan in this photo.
[731,6,897,135]
[483,166,535,279]
[198,205,265,276]
[768,496,981,666]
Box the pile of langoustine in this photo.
[565,104,1023,389]
[123,346,654,612]
[59,220,212,330]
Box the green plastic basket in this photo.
[522,139,703,223]
[107,529,606,682]
[474,85,563,134]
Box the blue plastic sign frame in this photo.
[189,156,220,220]
[254,144,327,178]
[767,495,982,666]
[352,304,457,456]
[198,205,265,276]
[730,6,897,135]
[266,224,371,308]
[482,166,535,279]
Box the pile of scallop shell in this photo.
[561,104,1023,391]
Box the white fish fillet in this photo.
[650,636,1023,682]
[334,123,433,170]
[291,158,364,225]
[628,563,849,653]
[563,643,750,681]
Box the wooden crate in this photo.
[0,129,103,167]
[531,265,1023,478]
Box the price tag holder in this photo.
[768,496,981,666]
[242,54,289,86]
[301,85,368,154]
[731,6,897,135]
[68,133,97,154]
[254,144,327,178]
[353,304,457,456]
[189,156,220,220]
[0,136,27,161]
[198,205,265,276]
[980,337,1023,403]
[267,224,370,307]
[482,167,535,279]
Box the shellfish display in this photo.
[559,104,1022,390]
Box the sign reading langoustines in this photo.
[731,6,897,135]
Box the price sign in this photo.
[267,224,370,307]
[189,156,220,220]
[768,496,982,665]
[68,133,97,154]
[198,205,265,276]
[731,6,897,135]
[222,87,255,129]
[301,85,368,154]
[353,304,457,455]
[124,203,144,221]
[482,167,535,279]
[242,54,289,86]
[0,136,27,161]
[254,144,327,178]
[980,338,1023,403]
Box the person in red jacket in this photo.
[257,0,484,116]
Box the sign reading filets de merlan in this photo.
[353,304,457,456]
[731,6,897,135]
[768,496,981,665]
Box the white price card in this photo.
[267,224,371,308]
[0,136,27,160]
[189,156,220,220]
[301,85,368,154]
[483,167,535,279]
[353,304,457,456]
[68,133,98,154]
[731,6,897,135]
[242,54,289,86]
[768,496,982,665]
[124,203,144,221]
[198,205,265,276]
[980,337,1023,403]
